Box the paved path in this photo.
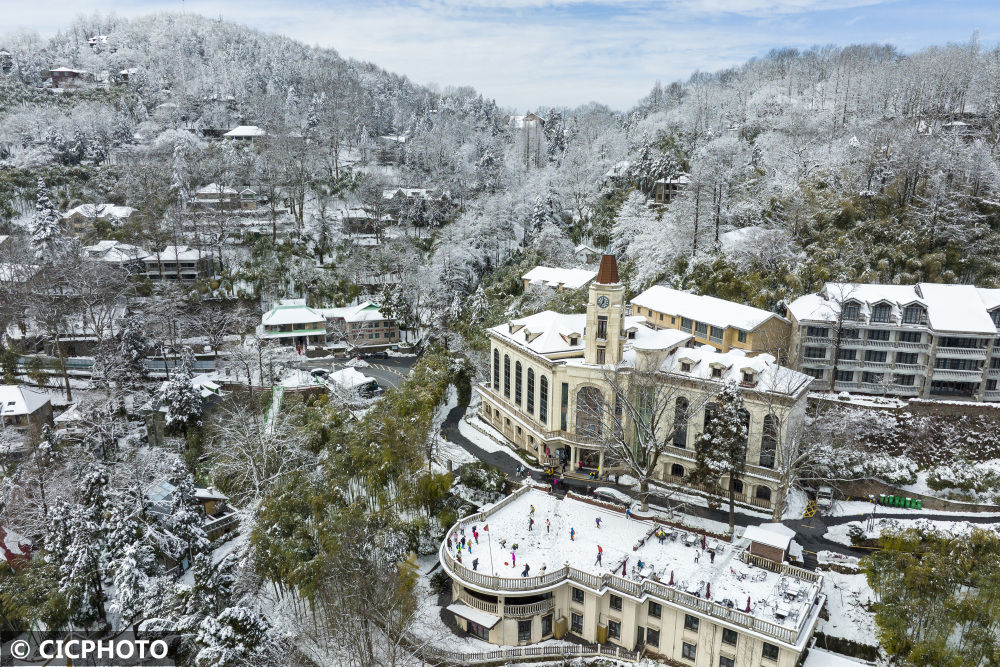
[440,405,999,566]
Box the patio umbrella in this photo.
[745,596,751,613]
[706,582,711,599]
[669,570,674,585]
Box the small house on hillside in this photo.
[260,299,327,349]
[223,125,266,142]
[340,208,392,235]
[321,301,398,350]
[82,240,149,271]
[50,67,94,88]
[0,386,53,432]
[141,246,214,282]
[63,204,136,235]
[654,174,690,205]
[522,266,598,292]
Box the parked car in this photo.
[310,368,329,379]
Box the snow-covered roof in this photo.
[0,386,51,416]
[490,311,587,355]
[0,526,31,567]
[83,240,149,263]
[145,245,204,262]
[654,174,691,185]
[638,344,810,395]
[603,160,630,178]
[446,602,500,629]
[632,285,786,331]
[53,403,82,424]
[743,524,793,552]
[223,125,266,138]
[979,288,1000,313]
[320,301,388,323]
[522,266,598,290]
[50,67,89,73]
[63,203,135,220]
[329,367,374,389]
[787,283,999,334]
[339,208,392,222]
[191,373,222,399]
[382,187,438,200]
[262,299,326,326]
[444,489,822,636]
[378,134,407,143]
[195,183,239,196]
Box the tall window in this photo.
[903,306,923,324]
[597,315,608,339]
[514,362,523,405]
[576,387,603,438]
[596,347,606,364]
[492,349,500,390]
[673,397,689,448]
[737,330,748,343]
[526,368,535,414]
[539,376,549,424]
[560,382,569,431]
[871,303,891,322]
[703,403,717,435]
[503,355,511,398]
[842,302,860,320]
[695,322,709,337]
[760,414,778,468]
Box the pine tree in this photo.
[186,552,236,618]
[691,381,749,535]
[163,349,203,433]
[168,460,209,567]
[30,179,66,260]
[195,606,274,667]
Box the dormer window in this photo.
[711,367,722,378]
[680,362,692,372]
[569,336,579,346]
[902,305,924,325]
[842,301,861,320]
[627,330,636,339]
[742,371,756,385]
[990,310,1000,328]
[871,303,891,323]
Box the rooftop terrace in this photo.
[440,487,824,647]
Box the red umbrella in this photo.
[669,570,674,585]
[745,596,751,613]
[706,582,711,599]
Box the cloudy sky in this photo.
[6,0,999,110]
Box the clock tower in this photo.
[585,255,625,365]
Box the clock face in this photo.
[597,295,610,308]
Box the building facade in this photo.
[440,487,824,666]
[260,299,327,348]
[786,283,1000,402]
[632,286,791,360]
[321,301,399,350]
[477,256,811,514]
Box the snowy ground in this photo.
[817,571,877,647]
[458,413,512,455]
[448,489,817,630]
[827,499,1000,518]
[824,517,1000,546]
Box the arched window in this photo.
[673,397,689,448]
[755,486,772,502]
[526,368,535,414]
[759,414,778,469]
[671,463,685,478]
[492,349,500,390]
[503,355,511,398]
[539,376,549,424]
[732,479,744,494]
[514,361,523,405]
[576,387,604,439]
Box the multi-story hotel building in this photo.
[786,283,1000,402]
[440,487,825,666]
[477,256,812,515]
[631,286,792,360]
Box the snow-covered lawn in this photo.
[827,499,1000,518]
[824,517,1000,546]
[818,571,878,647]
[458,413,515,456]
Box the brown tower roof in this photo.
[595,255,620,285]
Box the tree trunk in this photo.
[640,478,650,512]
[728,480,736,535]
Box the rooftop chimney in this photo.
[595,255,620,285]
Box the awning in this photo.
[446,603,501,629]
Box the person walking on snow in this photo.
[511,552,516,567]
[595,545,603,565]
[472,558,479,571]
[595,517,602,529]
[546,518,551,533]
[521,564,531,577]
[473,530,479,544]
[530,505,535,516]
[570,527,575,541]
[529,517,535,531]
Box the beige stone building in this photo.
[440,487,824,666]
[631,286,791,361]
[477,256,811,514]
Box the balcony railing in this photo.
[931,368,983,380]
[439,487,819,647]
[936,347,989,359]
[459,589,499,615]
[893,363,922,371]
[985,390,1000,401]
[505,598,555,618]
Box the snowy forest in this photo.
[1,11,1000,667]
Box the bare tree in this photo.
[577,353,711,511]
